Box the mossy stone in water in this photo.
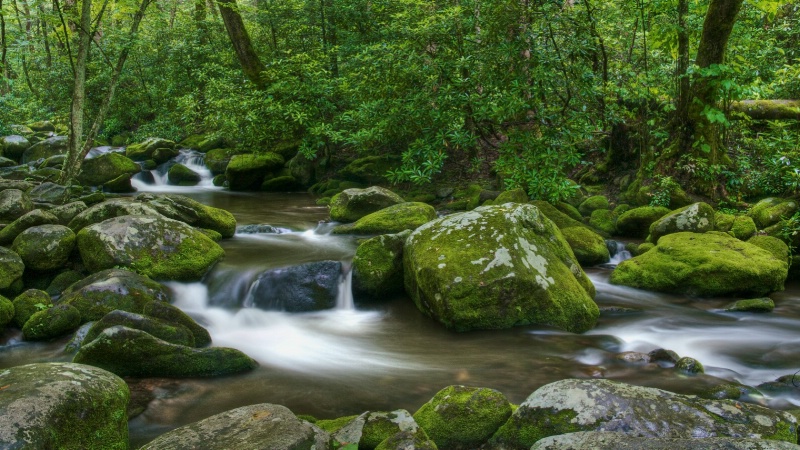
[77,152,140,187]
[648,202,715,243]
[413,385,511,449]
[333,202,436,235]
[142,300,212,347]
[12,289,52,328]
[724,297,775,313]
[334,409,423,449]
[675,356,705,374]
[83,310,195,347]
[578,195,609,217]
[22,303,81,340]
[589,209,616,235]
[225,152,285,190]
[560,226,610,266]
[167,163,201,186]
[610,232,787,297]
[352,231,410,298]
[329,186,405,223]
[141,193,237,238]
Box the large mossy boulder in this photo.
[749,198,798,229]
[491,378,797,449]
[560,226,610,267]
[352,231,410,298]
[77,215,225,281]
[648,202,715,243]
[333,202,436,234]
[615,206,671,238]
[329,186,406,223]
[167,163,201,186]
[22,303,81,340]
[578,195,609,217]
[0,362,129,450]
[0,247,24,291]
[11,224,76,271]
[248,261,342,312]
[59,268,170,322]
[0,189,34,222]
[225,152,285,190]
[21,135,67,163]
[403,203,598,333]
[413,385,511,449]
[531,432,800,450]
[84,309,196,347]
[333,409,424,449]
[67,199,164,232]
[73,325,257,377]
[140,403,330,450]
[1,135,31,161]
[610,232,788,297]
[139,193,237,238]
[77,152,140,187]
[125,137,176,161]
[142,300,212,347]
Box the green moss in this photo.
[724,297,775,312]
[143,300,212,347]
[764,420,798,443]
[495,188,529,204]
[312,415,360,433]
[730,215,757,240]
[329,186,406,223]
[225,152,285,190]
[167,163,200,186]
[11,224,76,272]
[316,197,332,206]
[352,231,409,297]
[636,242,655,255]
[747,235,789,263]
[0,246,25,289]
[529,201,585,229]
[0,295,13,328]
[588,209,616,235]
[556,202,583,221]
[675,356,705,374]
[560,227,610,266]
[205,148,236,174]
[333,202,436,235]
[375,430,438,450]
[77,153,139,186]
[490,408,583,450]
[578,195,609,217]
[453,184,483,210]
[22,304,81,340]
[362,414,404,448]
[615,206,671,238]
[413,385,511,449]
[83,310,195,347]
[261,175,298,192]
[12,289,52,328]
[749,198,798,229]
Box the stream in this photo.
[3,149,800,446]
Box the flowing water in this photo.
[3,154,800,446]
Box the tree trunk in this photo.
[217,0,266,89]
[62,0,91,187]
[0,0,7,93]
[729,100,800,120]
[675,0,689,137]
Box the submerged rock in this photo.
[403,203,598,333]
[249,261,342,312]
[724,297,775,313]
[0,362,129,450]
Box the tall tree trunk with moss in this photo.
[63,0,91,187]
[0,0,7,93]
[217,0,266,89]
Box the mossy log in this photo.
[730,100,800,120]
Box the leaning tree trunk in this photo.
[63,0,91,187]
[729,100,800,120]
[217,0,266,89]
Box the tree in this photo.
[217,0,266,88]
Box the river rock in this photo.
[139,193,237,238]
[749,198,798,229]
[59,268,170,322]
[0,362,129,450]
[1,135,31,161]
[83,309,195,347]
[403,203,598,333]
[142,300,212,347]
[204,148,235,174]
[167,163,201,185]
[0,189,34,222]
[77,152,140,187]
[0,247,24,291]
[490,378,798,449]
[28,120,55,132]
[11,224,76,271]
[330,186,406,223]
[27,181,79,204]
[578,195,609,216]
[615,206,671,238]
[334,409,423,449]
[73,325,257,377]
[0,295,12,327]
[724,297,775,313]
[249,260,342,312]
[140,403,330,450]
[353,231,409,298]
[747,235,790,263]
[531,432,800,449]
[333,202,436,234]
[716,212,758,240]
[21,135,67,164]
[22,303,81,340]
[376,429,438,450]
[45,269,85,297]
[12,289,52,328]
[610,232,788,297]
[339,155,400,185]
[67,198,164,232]
[77,214,225,281]
[225,152,285,190]
[413,385,511,449]
[125,137,176,161]
[49,201,87,225]
[589,209,616,235]
[560,226,610,266]
[648,202,715,243]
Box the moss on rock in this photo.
[615,206,671,238]
[83,310,195,347]
[0,295,13,328]
[495,188,529,204]
[140,193,237,238]
[167,163,201,186]
[225,152,285,190]
[560,227,611,267]
[0,247,24,291]
[142,300,212,347]
[724,297,775,313]
[333,202,436,235]
[749,198,798,229]
[747,235,790,263]
[0,209,59,245]
[77,152,140,187]
[330,186,406,223]
[11,224,76,271]
[589,209,616,235]
[648,202,715,243]
[578,195,609,217]
[352,231,410,298]
[22,303,81,340]
[12,289,52,328]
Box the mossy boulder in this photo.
[180,134,227,152]
[717,213,758,241]
[589,209,616,235]
[610,232,788,297]
[0,295,13,327]
[675,356,705,374]
[334,409,423,449]
[27,181,79,204]
[59,268,170,322]
[333,202,436,235]
[204,148,236,174]
[286,153,316,187]
[140,403,330,450]
[749,198,798,229]
[1,135,31,161]
[45,270,85,297]
[376,429,438,450]
[261,175,299,192]
[28,120,55,132]
[84,309,195,347]
[725,297,775,313]
[12,289,52,328]
[0,362,129,450]
[353,231,410,298]
[77,215,224,281]
[139,193,237,238]
[649,202,715,243]
[77,152,140,187]
[531,432,800,449]
[491,378,798,449]
[578,195,609,217]
[167,163,201,186]
[22,136,67,163]
[339,155,400,185]
[225,152,285,190]
[529,200,586,230]
[403,203,598,333]
[494,188,529,204]
[615,206,671,238]
[142,300,212,347]
[73,325,257,377]
[152,147,180,164]
[67,199,164,232]
[22,303,81,340]
[125,137,176,161]
[11,224,76,271]
[747,235,790,263]
[330,186,406,223]
[413,385,511,449]
[0,189,34,222]
[49,201,88,225]
[560,226,610,267]
[0,246,24,291]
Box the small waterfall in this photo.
[132,149,217,191]
[608,240,632,265]
[337,263,355,310]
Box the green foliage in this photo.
[649,175,679,208]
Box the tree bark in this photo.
[0,0,7,93]
[62,0,91,187]
[729,100,800,120]
[217,0,266,89]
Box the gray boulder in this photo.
[0,362,129,450]
[1,135,31,161]
[140,403,330,450]
[329,186,405,223]
[22,135,67,164]
[139,193,237,238]
[0,247,24,291]
[249,261,342,312]
[83,309,196,347]
[67,199,164,232]
[531,432,800,449]
[11,224,75,271]
[649,202,715,243]
[0,189,34,222]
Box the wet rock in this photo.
[404,203,598,333]
[578,195,609,217]
[334,409,423,449]
[67,198,164,232]
[249,261,342,312]
[83,309,195,347]
[531,432,800,449]
[1,135,31,161]
[225,152,285,190]
[648,202,715,243]
[0,362,129,450]
[139,193,237,238]
[125,137,176,161]
[674,356,705,374]
[261,175,300,192]
[375,429,438,450]
[561,226,610,266]
[140,403,329,450]
[77,215,225,281]
[142,300,212,347]
[167,163,201,186]
[615,351,651,364]
[333,202,436,235]
[0,247,24,291]
[204,148,235,174]
[0,189,34,222]
[725,298,775,313]
[28,181,79,205]
[11,224,76,271]
[748,235,790,264]
[330,186,406,223]
[152,147,180,164]
[45,269,85,297]
[22,303,81,340]
[490,378,798,449]
[0,209,59,245]
[749,198,798,229]
[236,224,291,234]
[21,135,67,164]
[0,295,13,327]
[353,231,409,298]
[77,152,140,187]
[610,232,788,297]
[413,385,511,449]
[648,348,680,365]
[49,201,87,225]
[12,289,52,328]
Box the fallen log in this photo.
[729,100,800,120]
